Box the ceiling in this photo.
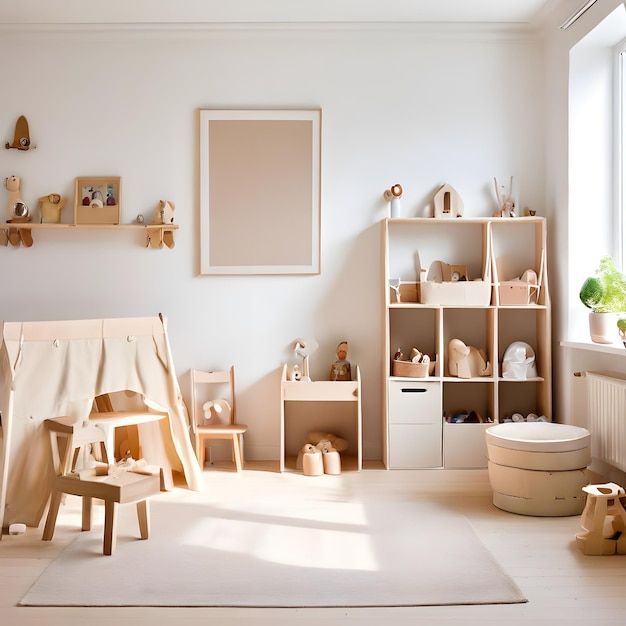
[1,0,557,26]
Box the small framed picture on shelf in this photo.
[74,176,121,225]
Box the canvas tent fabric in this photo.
[0,315,202,532]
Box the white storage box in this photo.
[419,279,491,306]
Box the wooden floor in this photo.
[2,461,626,625]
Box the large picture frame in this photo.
[199,109,321,275]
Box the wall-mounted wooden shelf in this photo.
[0,223,179,249]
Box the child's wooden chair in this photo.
[189,367,247,471]
[42,416,161,555]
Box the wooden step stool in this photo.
[42,416,161,555]
[576,483,626,556]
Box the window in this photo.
[619,40,626,270]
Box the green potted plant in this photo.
[580,255,626,343]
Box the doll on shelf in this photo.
[330,341,351,381]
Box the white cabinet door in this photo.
[388,380,442,468]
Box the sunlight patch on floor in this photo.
[180,501,378,570]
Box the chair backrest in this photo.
[189,366,236,433]
[45,418,110,477]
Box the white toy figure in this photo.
[294,337,318,381]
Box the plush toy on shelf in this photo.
[3,175,32,247]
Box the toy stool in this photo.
[576,483,626,555]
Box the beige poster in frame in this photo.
[199,109,321,275]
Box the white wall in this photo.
[0,23,545,461]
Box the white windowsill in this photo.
[561,339,626,356]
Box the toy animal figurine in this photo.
[493,176,516,218]
[147,199,176,249]
[3,175,32,247]
[154,199,175,225]
[4,175,28,220]
[38,193,67,224]
[447,338,491,379]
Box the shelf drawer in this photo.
[388,380,441,424]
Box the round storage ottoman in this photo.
[486,422,592,516]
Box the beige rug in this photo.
[20,485,526,607]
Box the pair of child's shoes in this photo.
[297,443,341,476]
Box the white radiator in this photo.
[585,371,626,472]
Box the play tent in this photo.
[0,315,202,533]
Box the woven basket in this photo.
[392,360,430,378]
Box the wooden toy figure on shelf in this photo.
[3,175,32,247]
[330,341,351,381]
[493,176,516,218]
[38,193,67,224]
[148,199,176,249]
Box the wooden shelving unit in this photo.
[382,216,551,470]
